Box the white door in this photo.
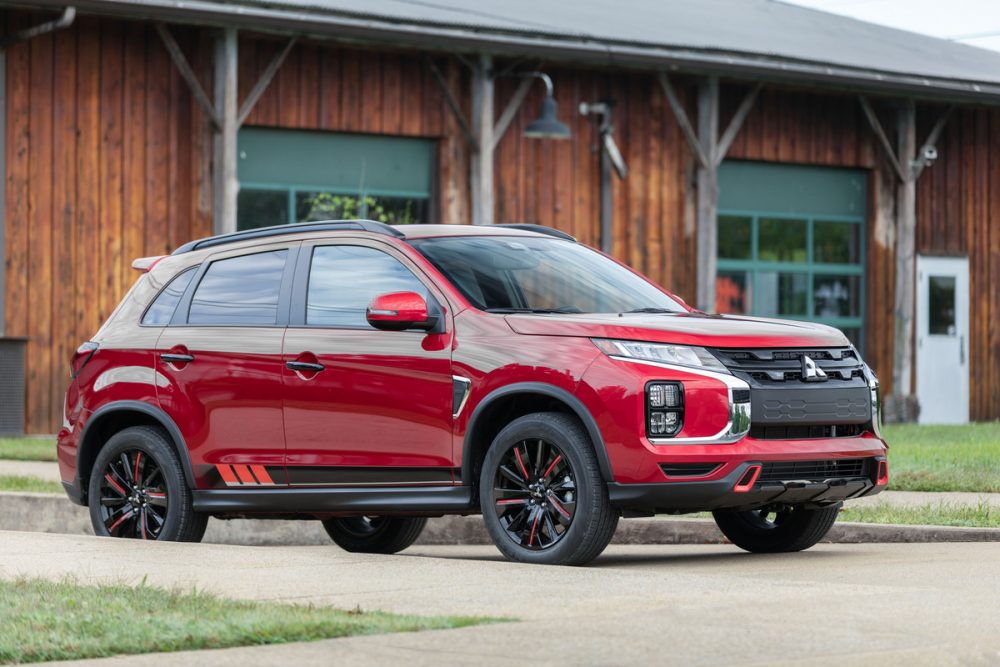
[916,256,969,424]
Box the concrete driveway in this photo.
[2,531,999,666]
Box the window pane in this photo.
[188,250,288,325]
[928,275,956,335]
[718,216,752,260]
[237,189,288,231]
[758,218,807,263]
[307,246,429,327]
[296,192,428,225]
[756,271,808,316]
[715,270,751,314]
[814,221,861,264]
[813,274,861,318]
[142,268,196,325]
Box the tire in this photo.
[322,516,427,554]
[88,425,207,542]
[479,412,618,566]
[712,504,840,553]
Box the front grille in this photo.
[758,459,868,484]
[660,463,722,478]
[711,347,864,385]
[750,424,865,440]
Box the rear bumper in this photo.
[608,457,886,513]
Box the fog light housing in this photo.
[646,382,683,438]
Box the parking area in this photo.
[3,531,999,665]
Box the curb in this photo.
[3,491,999,545]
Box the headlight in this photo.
[592,339,728,373]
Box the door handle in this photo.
[286,361,325,373]
[160,353,195,364]
[960,335,965,365]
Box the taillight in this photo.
[70,341,99,379]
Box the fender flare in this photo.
[78,400,197,491]
[461,382,614,485]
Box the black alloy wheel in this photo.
[492,438,577,551]
[97,449,168,540]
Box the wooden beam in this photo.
[912,105,953,180]
[427,58,476,150]
[470,54,494,226]
[212,28,238,235]
[237,37,297,127]
[893,99,917,400]
[492,75,533,149]
[156,23,221,130]
[715,83,760,166]
[658,73,709,169]
[859,96,907,183]
[695,75,719,313]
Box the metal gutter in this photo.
[20,0,1000,103]
[0,6,76,48]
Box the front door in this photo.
[916,255,969,424]
[282,240,456,487]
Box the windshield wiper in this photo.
[485,307,581,314]
[620,307,677,314]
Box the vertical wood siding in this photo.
[4,13,1000,431]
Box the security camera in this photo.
[921,145,938,162]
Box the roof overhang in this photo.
[19,0,1000,104]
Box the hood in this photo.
[504,312,849,349]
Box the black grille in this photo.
[660,463,722,478]
[758,459,868,484]
[711,347,864,385]
[750,424,865,440]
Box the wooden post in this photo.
[213,28,238,235]
[893,100,917,397]
[695,76,719,313]
[470,55,494,226]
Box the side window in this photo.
[142,267,196,325]
[306,246,429,328]
[188,250,288,325]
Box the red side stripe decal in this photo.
[233,464,256,485]
[217,464,240,486]
[251,465,275,485]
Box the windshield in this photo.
[410,235,686,314]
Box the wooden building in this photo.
[2,0,999,433]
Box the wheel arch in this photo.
[461,382,613,487]
[77,400,196,502]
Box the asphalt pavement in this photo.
[3,531,999,666]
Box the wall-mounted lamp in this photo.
[522,72,571,140]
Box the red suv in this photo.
[59,221,887,565]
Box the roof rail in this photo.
[171,219,405,255]
[494,223,576,242]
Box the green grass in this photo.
[882,423,1000,492]
[0,438,56,462]
[0,578,499,664]
[840,502,1000,529]
[0,475,63,494]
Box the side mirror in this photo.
[366,291,438,331]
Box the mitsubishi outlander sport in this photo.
[59,220,888,565]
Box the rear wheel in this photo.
[88,426,207,542]
[322,516,427,554]
[712,505,839,553]
[480,412,618,566]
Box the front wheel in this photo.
[712,505,840,553]
[322,516,427,554]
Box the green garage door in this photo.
[716,161,866,348]
[236,128,435,230]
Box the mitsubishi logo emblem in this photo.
[801,355,828,382]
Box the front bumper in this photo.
[608,456,886,513]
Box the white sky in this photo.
[781,0,1000,52]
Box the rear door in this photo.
[156,242,298,488]
[282,239,456,487]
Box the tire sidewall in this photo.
[88,427,186,540]
[479,413,603,565]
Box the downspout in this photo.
[0,7,76,337]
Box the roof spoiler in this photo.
[132,256,166,272]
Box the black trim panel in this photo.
[192,485,474,514]
[285,466,456,486]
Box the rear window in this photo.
[188,250,288,325]
[142,268,196,325]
